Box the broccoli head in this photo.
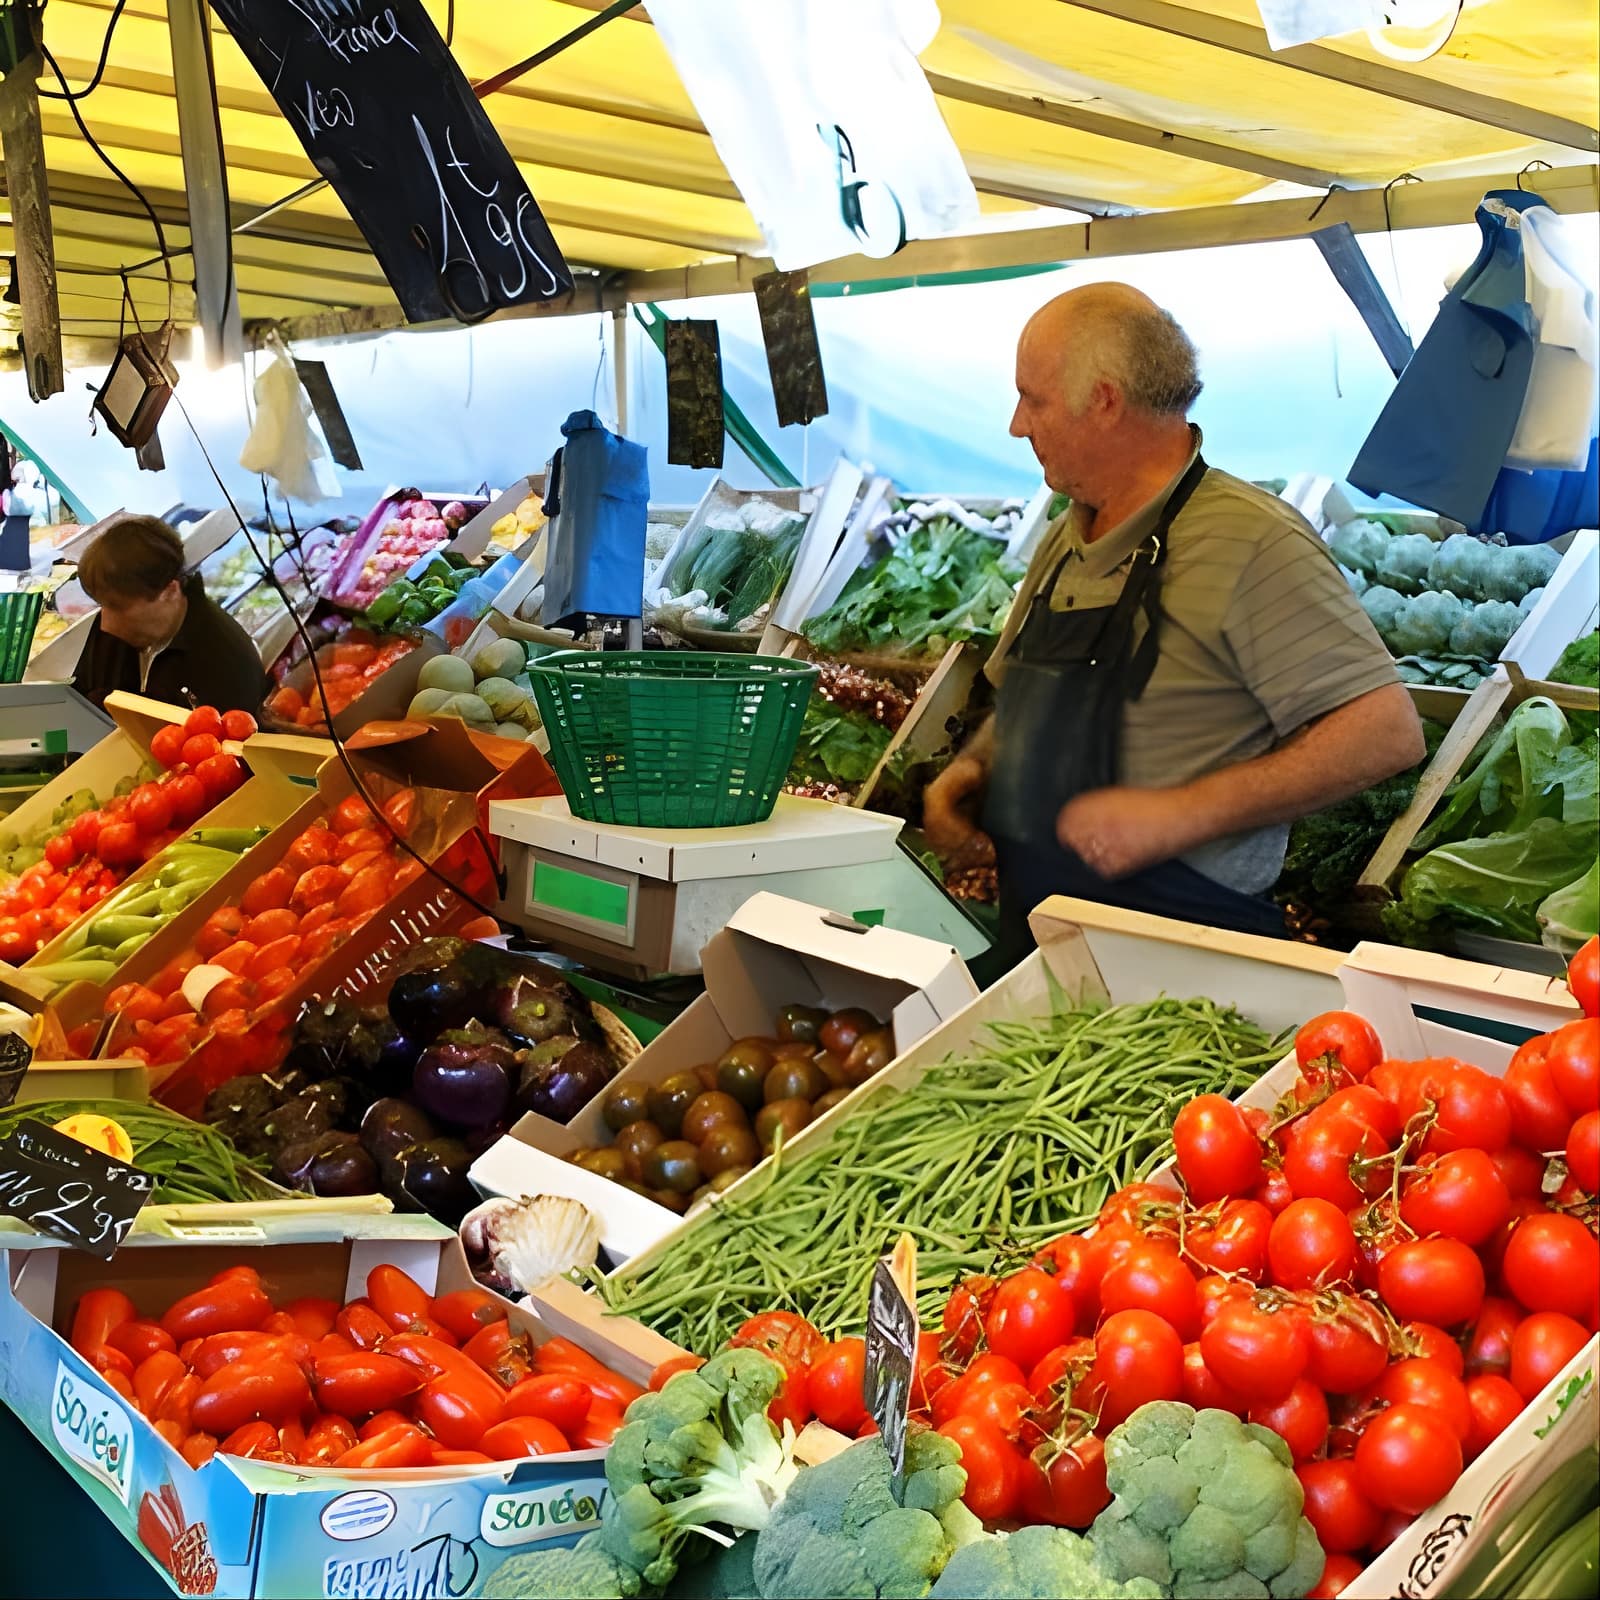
[1090,1404,1324,1600]
[929,1524,1163,1599]
[1375,532,1436,595]
[752,1430,982,1599]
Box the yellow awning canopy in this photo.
[2,0,1596,358]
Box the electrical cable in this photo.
[38,0,131,101]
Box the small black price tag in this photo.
[665,318,726,469]
[864,1236,918,1496]
[753,270,829,428]
[0,1120,156,1259]
[0,1031,31,1110]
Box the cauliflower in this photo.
[1448,600,1523,660]
[1518,585,1545,617]
[480,1542,628,1598]
[1389,590,1466,656]
[1375,532,1437,595]
[1326,519,1388,577]
[1427,533,1493,602]
[1360,584,1406,645]
[929,1524,1162,1599]
[1090,1404,1323,1600]
[752,1431,984,1599]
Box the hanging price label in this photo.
[0,1120,156,1259]
[864,1234,918,1496]
[0,1030,32,1110]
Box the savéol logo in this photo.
[51,1360,135,1503]
[480,1479,607,1548]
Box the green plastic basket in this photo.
[0,592,44,683]
[528,650,819,829]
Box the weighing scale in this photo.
[0,683,113,815]
[487,792,991,980]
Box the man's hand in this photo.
[923,754,994,865]
[1057,785,1192,880]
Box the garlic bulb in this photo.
[460,1194,600,1297]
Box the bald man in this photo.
[925,285,1423,956]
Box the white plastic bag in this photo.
[238,351,340,505]
[1254,2,1380,49]
[646,0,977,270]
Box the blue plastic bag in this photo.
[1472,436,1600,543]
[541,410,649,625]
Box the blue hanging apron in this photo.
[983,456,1286,961]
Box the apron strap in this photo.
[1123,454,1208,699]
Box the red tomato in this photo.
[181,733,222,769]
[1248,1378,1329,1461]
[338,864,392,917]
[1199,1297,1309,1403]
[241,868,295,917]
[94,821,141,866]
[481,1416,569,1460]
[1305,1295,1389,1395]
[942,1276,997,1364]
[956,1379,1033,1443]
[1098,1245,1199,1342]
[1463,1297,1521,1379]
[1378,1238,1485,1328]
[808,1339,868,1434]
[1508,1312,1589,1400]
[1568,937,1599,1019]
[1463,1374,1523,1460]
[1422,1065,1512,1157]
[1567,1110,1600,1194]
[930,1354,1027,1428]
[1400,1149,1511,1248]
[292,864,345,913]
[1297,1458,1381,1554]
[1296,1012,1383,1079]
[330,793,378,834]
[1030,1234,1094,1320]
[938,1414,1024,1521]
[1090,1309,1185,1428]
[1284,1111,1389,1210]
[221,710,258,742]
[1546,1018,1600,1119]
[195,907,246,959]
[1180,1341,1247,1414]
[128,783,173,837]
[1354,1403,1463,1516]
[184,706,224,739]
[150,723,187,770]
[1018,1434,1110,1529]
[912,1331,954,1413]
[1099,1181,1181,1233]
[1268,1198,1357,1290]
[1182,1198,1273,1281]
[164,773,209,826]
[984,1268,1078,1372]
[1375,1357,1471,1441]
[1027,1339,1095,1407]
[1195,1274,1253,1330]
[1502,1212,1599,1323]
[1173,1095,1264,1203]
[1319,1084,1404,1145]
[1503,1038,1574,1153]
[504,1374,592,1436]
[196,753,244,801]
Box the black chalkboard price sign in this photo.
[209,0,573,323]
[0,1120,156,1260]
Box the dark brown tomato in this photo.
[613,1120,664,1182]
[642,1140,702,1194]
[754,1097,813,1152]
[682,1091,748,1144]
[764,1057,828,1105]
[699,1123,760,1176]
[647,1073,703,1138]
[601,1079,652,1133]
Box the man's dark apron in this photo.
[983,457,1285,960]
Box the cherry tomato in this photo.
[1509,1312,1590,1401]
[181,733,222,770]
[1568,937,1599,1019]
[150,723,187,769]
[481,1416,569,1460]
[1091,1310,1185,1428]
[1375,1357,1471,1441]
[1297,1458,1381,1554]
[1546,1018,1600,1118]
[1018,1434,1110,1529]
[1182,1198,1272,1281]
[1501,1211,1599,1324]
[164,773,209,827]
[938,1413,1024,1521]
[1268,1198,1357,1290]
[221,709,258,742]
[1098,1245,1199,1341]
[1503,1038,1574,1153]
[185,705,224,739]
[1400,1148,1511,1248]
[981,1268,1078,1376]
[1199,1297,1309,1403]
[1463,1374,1523,1460]
[1354,1402,1462,1516]
[807,1338,868,1435]
[1174,1095,1264,1203]
[1180,1341,1247,1414]
[1378,1238,1485,1328]
[1296,1012,1383,1080]
[1248,1378,1329,1461]
[128,784,173,836]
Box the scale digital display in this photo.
[531,860,634,933]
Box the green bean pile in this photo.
[599,998,1280,1350]
[0,1099,264,1204]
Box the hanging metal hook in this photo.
[1381,172,1422,234]
[1516,160,1553,192]
[1308,184,1349,224]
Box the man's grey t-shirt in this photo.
[988,452,1399,894]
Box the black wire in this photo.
[38,0,131,101]
[163,386,509,926]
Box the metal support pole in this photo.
[611,305,630,435]
[168,0,241,366]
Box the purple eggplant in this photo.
[360,1097,437,1172]
[514,1039,614,1123]
[387,967,476,1040]
[393,1136,475,1225]
[411,1027,514,1130]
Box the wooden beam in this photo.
[0,35,63,398]
[927,73,1344,191]
[1057,0,1599,153]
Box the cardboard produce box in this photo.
[469,891,980,1264]
[0,1214,665,1599]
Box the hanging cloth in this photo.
[238,349,339,505]
[1349,192,1537,526]
[1471,437,1600,545]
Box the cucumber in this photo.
[111,932,147,962]
[159,885,196,917]
[87,913,163,949]
[103,888,167,919]
[1444,1446,1600,1599]
[24,958,118,989]
[186,827,267,853]
[1512,1505,1599,1600]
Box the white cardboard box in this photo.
[468,891,979,1262]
